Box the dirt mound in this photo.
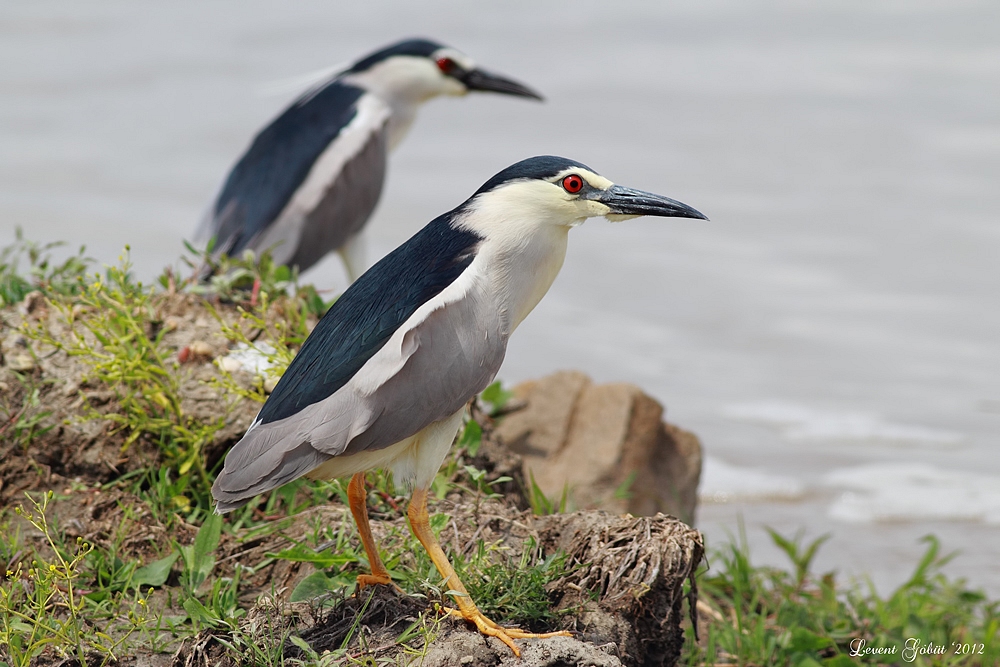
[174,510,702,667]
[0,292,265,503]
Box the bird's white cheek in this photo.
[582,200,612,219]
[440,78,467,97]
[557,199,597,227]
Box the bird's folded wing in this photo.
[198,80,370,260]
[212,216,488,509]
[212,262,504,506]
[254,95,390,269]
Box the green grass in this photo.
[685,526,1000,666]
[21,249,230,512]
[0,227,91,308]
[454,537,573,631]
[0,492,150,667]
[0,375,55,453]
[13,239,325,521]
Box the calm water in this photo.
[3,1,998,594]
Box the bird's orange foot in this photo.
[355,573,403,594]
[356,572,392,588]
[442,606,571,657]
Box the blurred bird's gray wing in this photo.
[212,216,502,511]
[197,80,389,268]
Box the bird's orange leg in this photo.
[347,471,394,589]
[406,487,570,657]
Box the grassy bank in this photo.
[1,235,998,666]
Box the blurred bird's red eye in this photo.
[436,57,456,73]
[562,174,584,193]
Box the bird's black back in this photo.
[256,215,482,425]
[211,81,366,255]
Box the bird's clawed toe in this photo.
[442,605,572,657]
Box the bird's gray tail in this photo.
[212,431,331,514]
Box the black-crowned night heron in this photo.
[212,155,707,655]
[195,38,542,280]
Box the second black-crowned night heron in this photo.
[212,155,707,655]
[194,38,542,281]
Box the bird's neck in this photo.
[478,223,570,334]
[384,101,419,150]
[342,71,435,151]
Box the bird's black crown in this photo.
[347,38,446,73]
[473,155,595,196]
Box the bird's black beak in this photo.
[460,68,544,100]
[590,184,708,220]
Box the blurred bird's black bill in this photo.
[462,68,543,100]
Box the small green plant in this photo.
[479,381,514,416]
[176,240,336,317]
[216,594,292,667]
[453,537,571,631]
[0,227,92,307]
[178,512,222,597]
[459,465,513,517]
[158,512,247,630]
[130,466,203,524]
[182,567,246,630]
[209,291,311,405]
[766,526,831,590]
[177,241,296,304]
[0,378,55,452]
[456,418,484,457]
[22,250,230,509]
[612,471,637,502]
[526,471,569,516]
[0,492,149,667]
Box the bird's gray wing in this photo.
[197,80,386,265]
[280,106,388,272]
[249,94,391,270]
[212,263,505,508]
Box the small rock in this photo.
[4,334,28,349]
[189,340,212,357]
[217,356,243,373]
[19,290,46,316]
[495,371,702,524]
[222,342,276,375]
[6,353,36,372]
[163,316,182,333]
[179,341,213,363]
[84,390,114,405]
[263,375,279,393]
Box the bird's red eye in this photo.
[436,57,455,73]
[562,174,584,193]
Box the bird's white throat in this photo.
[456,183,578,332]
